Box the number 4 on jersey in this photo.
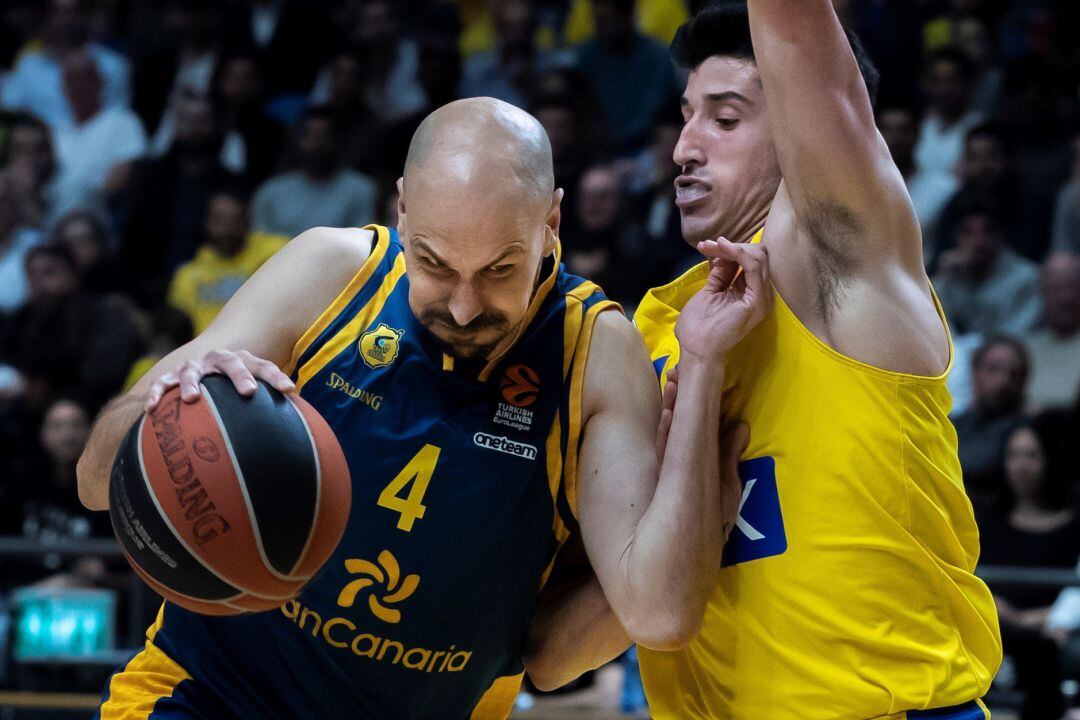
[377,444,441,531]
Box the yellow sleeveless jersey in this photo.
[633,231,1001,719]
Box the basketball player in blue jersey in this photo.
[76,97,770,719]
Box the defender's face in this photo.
[398,182,558,360]
[675,57,781,246]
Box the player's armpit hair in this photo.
[803,199,860,321]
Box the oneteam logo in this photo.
[473,432,537,461]
[337,550,419,624]
[500,364,540,407]
[359,323,404,369]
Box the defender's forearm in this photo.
[77,393,145,511]
[524,574,630,692]
[624,359,726,647]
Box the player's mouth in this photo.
[675,176,711,208]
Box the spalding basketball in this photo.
[109,375,351,615]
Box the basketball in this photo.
[108,375,351,615]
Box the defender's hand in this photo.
[676,239,772,363]
[146,349,295,410]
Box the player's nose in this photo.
[673,121,705,169]
[448,282,483,327]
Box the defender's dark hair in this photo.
[671,1,881,107]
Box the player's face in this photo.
[398,182,559,360]
[675,56,781,246]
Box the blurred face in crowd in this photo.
[218,56,262,110]
[960,133,1007,186]
[0,176,20,239]
[353,1,398,49]
[329,53,365,108]
[40,399,90,466]
[578,166,622,233]
[955,18,990,70]
[972,341,1026,416]
[46,0,88,50]
[924,57,973,120]
[174,95,219,153]
[592,0,635,48]
[1004,426,1046,506]
[954,211,1001,273]
[56,215,104,273]
[26,251,79,304]
[675,57,781,246]
[9,122,55,182]
[398,100,559,361]
[205,193,249,256]
[495,0,536,57]
[1041,254,1080,337]
[62,53,103,123]
[535,105,581,171]
[878,108,917,171]
[298,116,340,177]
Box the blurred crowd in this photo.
[0,0,1077,710]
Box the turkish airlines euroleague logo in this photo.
[500,365,540,407]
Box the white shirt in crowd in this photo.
[52,106,147,218]
[1025,328,1080,412]
[0,44,130,130]
[915,111,983,180]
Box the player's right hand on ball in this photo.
[146,349,295,410]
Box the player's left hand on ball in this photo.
[676,239,772,362]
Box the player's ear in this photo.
[544,188,563,254]
[396,177,407,233]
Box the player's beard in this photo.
[419,307,515,360]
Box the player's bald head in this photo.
[403,98,554,208]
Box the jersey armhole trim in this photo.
[283,225,389,375]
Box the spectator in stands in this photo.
[979,421,1076,720]
[933,199,1039,336]
[566,164,643,304]
[953,16,1001,118]
[122,306,193,392]
[248,0,341,101]
[142,0,225,158]
[1,244,141,414]
[915,47,983,180]
[1026,253,1080,411]
[878,105,958,248]
[998,55,1072,260]
[316,51,380,173]
[575,0,678,155]
[252,107,376,238]
[0,0,131,130]
[211,51,286,184]
[1050,133,1080,255]
[332,0,425,123]
[562,0,688,48]
[168,185,286,333]
[120,91,235,305]
[1,113,58,227]
[952,335,1028,507]
[51,210,120,295]
[51,51,147,219]
[932,124,1017,268]
[0,173,43,313]
[11,398,108,538]
[461,0,569,109]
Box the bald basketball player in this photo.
[77,98,767,719]
[628,3,1002,719]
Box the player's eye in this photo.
[486,264,514,277]
[717,118,739,130]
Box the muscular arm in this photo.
[523,534,630,691]
[748,0,922,273]
[76,227,374,511]
[576,314,727,650]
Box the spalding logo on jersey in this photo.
[721,456,787,567]
[359,324,404,369]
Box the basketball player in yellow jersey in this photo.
[632,3,1002,718]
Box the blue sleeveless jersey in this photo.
[142,225,618,719]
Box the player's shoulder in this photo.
[583,309,657,416]
[283,226,378,267]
